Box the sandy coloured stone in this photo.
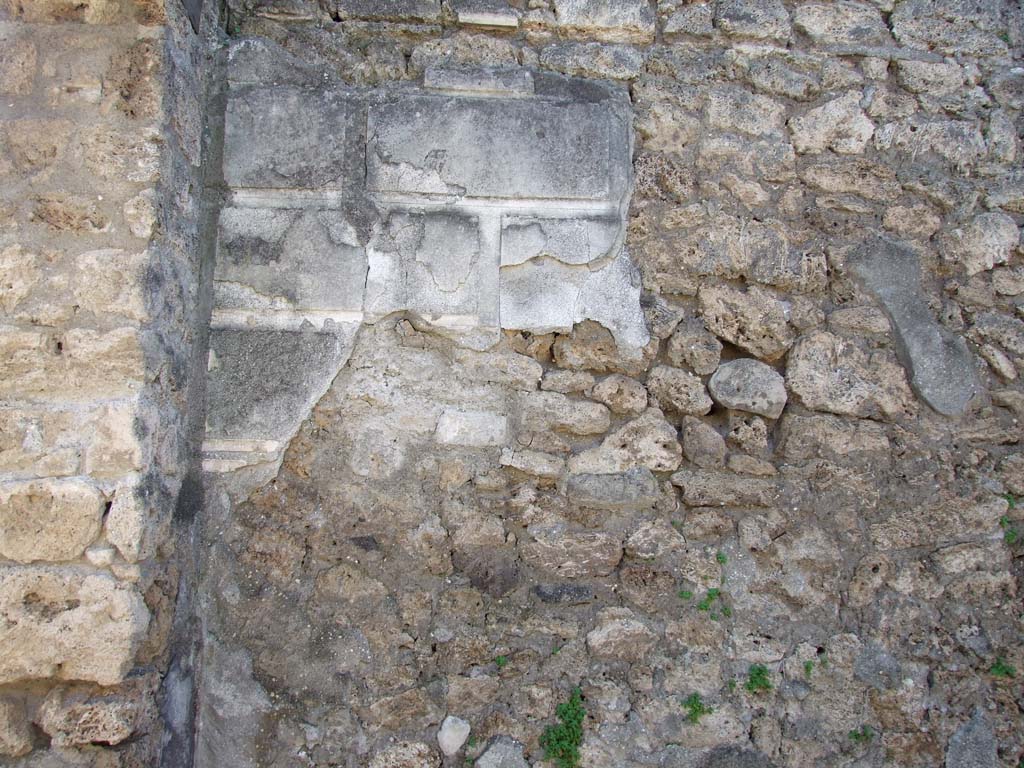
[793,1,891,46]
[0,696,31,757]
[591,374,647,415]
[786,331,917,420]
[705,86,786,138]
[586,608,656,661]
[522,521,623,578]
[435,409,508,446]
[500,448,565,480]
[646,365,713,416]
[0,479,104,563]
[776,414,889,462]
[681,417,726,469]
[568,408,682,474]
[874,118,987,170]
[941,213,1019,276]
[565,468,660,511]
[552,0,655,43]
[518,391,610,436]
[666,319,722,376]
[714,0,790,41]
[104,478,170,563]
[698,284,795,361]
[671,468,776,507]
[0,35,36,96]
[789,92,874,154]
[0,566,149,686]
[368,741,441,768]
[39,683,147,747]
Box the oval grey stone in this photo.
[708,359,787,418]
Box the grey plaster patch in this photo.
[500,248,649,352]
[500,215,621,266]
[424,65,532,95]
[205,326,357,443]
[215,207,366,312]
[365,211,495,327]
[224,85,359,189]
[846,234,977,416]
[366,94,627,201]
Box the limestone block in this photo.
[586,607,656,662]
[333,0,441,22]
[793,2,892,46]
[423,65,531,94]
[666,319,722,376]
[0,696,31,757]
[705,87,786,139]
[0,327,145,403]
[449,0,518,28]
[714,0,790,42]
[437,715,470,756]
[517,391,610,435]
[367,94,629,201]
[539,42,645,81]
[224,85,358,189]
[645,365,713,416]
[896,59,965,96]
[434,409,508,447]
[708,359,787,419]
[846,234,978,416]
[500,448,565,480]
[789,92,874,155]
[365,211,495,327]
[104,477,170,563]
[564,468,659,511]
[205,326,357,444]
[591,374,647,416]
[552,320,657,376]
[541,370,595,395]
[369,742,440,768]
[0,32,36,96]
[890,0,1008,57]
[0,566,149,686]
[39,681,151,747]
[552,0,655,43]
[522,521,623,578]
[216,207,367,312]
[681,417,726,469]
[669,469,777,507]
[0,479,104,563]
[698,284,794,362]
[874,118,987,170]
[800,158,900,202]
[945,709,997,768]
[776,414,889,463]
[500,249,649,353]
[476,736,529,768]
[568,408,681,474]
[500,215,621,267]
[81,124,161,183]
[940,213,1019,277]
[786,331,917,421]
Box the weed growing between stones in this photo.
[540,687,586,768]
[804,660,815,678]
[848,724,874,744]
[682,693,713,724]
[494,655,509,669]
[745,664,773,693]
[990,657,1017,678]
[1000,513,1020,545]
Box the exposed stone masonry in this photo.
[1,0,1023,767]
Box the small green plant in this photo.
[848,724,874,744]
[697,588,721,611]
[727,678,737,692]
[678,589,693,600]
[467,736,477,749]
[990,657,1017,678]
[1005,493,1018,510]
[716,551,728,565]
[1000,515,1020,545]
[804,660,815,678]
[721,604,732,618]
[540,687,586,768]
[551,645,562,656]
[745,664,773,693]
[682,693,713,724]
[494,655,509,669]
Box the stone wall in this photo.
[0,0,217,763]
[191,1,1024,767]
[2,0,1024,767]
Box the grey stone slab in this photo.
[945,709,997,768]
[332,0,441,21]
[500,248,649,352]
[226,38,322,87]
[224,85,360,190]
[565,468,660,510]
[206,327,355,442]
[500,215,621,266]
[366,95,629,201]
[424,65,533,95]
[449,0,519,27]
[215,207,366,312]
[847,234,978,416]
[364,211,497,326]
[553,0,655,42]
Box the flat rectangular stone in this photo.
[424,65,533,95]
[364,211,497,326]
[333,0,441,21]
[500,215,621,266]
[449,0,519,27]
[224,86,359,190]
[215,207,367,312]
[552,0,655,42]
[206,327,355,442]
[435,409,508,446]
[367,96,620,201]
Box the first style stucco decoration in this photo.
[203,38,648,479]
